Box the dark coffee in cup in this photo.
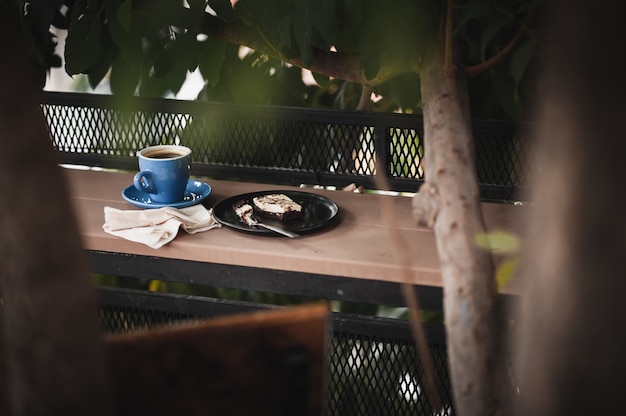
[144,149,186,159]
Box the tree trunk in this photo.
[414,47,510,415]
[515,1,626,414]
[0,7,113,416]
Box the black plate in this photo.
[213,190,339,235]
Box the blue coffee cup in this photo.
[133,145,192,204]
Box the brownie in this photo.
[252,194,303,221]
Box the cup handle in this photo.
[133,171,156,194]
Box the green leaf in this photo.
[491,65,523,119]
[139,72,169,97]
[363,60,380,81]
[178,32,200,71]
[510,38,536,86]
[208,0,234,22]
[311,71,330,88]
[343,0,362,18]
[24,0,66,33]
[231,0,252,26]
[496,257,519,291]
[106,0,142,69]
[293,11,314,68]
[87,66,109,90]
[65,11,102,74]
[309,0,336,49]
[455,0,492,34]
[105,0,125,42]
[51,7,71,29]
[480,18,509,61]
[87,30,116,89]
[166,61,189,95]
[188,0,207,9]
[110,53,140,95]
[357,10,385,81]
[275,15,294,54]
[199,37,226,86]
[153,43,176,77]
[375,72,422,110]
[116,0,133,32]
[333,81,361,110]
[87,0,99,11]
[475,230,521,254]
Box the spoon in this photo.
[248,214,300,238]
[233,200,300,238]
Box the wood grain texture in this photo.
[105,304,328,416]
[64,168,527,293]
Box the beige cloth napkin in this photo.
[103,205,220,249]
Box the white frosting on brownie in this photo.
[253,194,302,215]
[233,201,255,225]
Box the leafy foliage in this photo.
[475,230,522,290]
[234,0,438,76]
[456,0,542,119]
[8,0,66,87]
[12,0,540,118]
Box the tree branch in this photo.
[135,3,420,86]
[194,12,405,86]
[465,6,535,79]
[443,0,455,77]
[412,182,440,228]
[356,85,373,111]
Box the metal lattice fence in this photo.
[96,288,453,416]
[41,92,527,415]
[42,92,532,201]
[327,329,453,416]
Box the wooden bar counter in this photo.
[65,167,526,310]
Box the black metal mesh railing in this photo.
[42,92,532,201]
[98,305,198,333]
[327,326,453,416]
[38,92,527,414]
[96,288,453,416]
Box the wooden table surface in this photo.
[64,167,527,295]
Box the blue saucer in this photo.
[122,179,212,209]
